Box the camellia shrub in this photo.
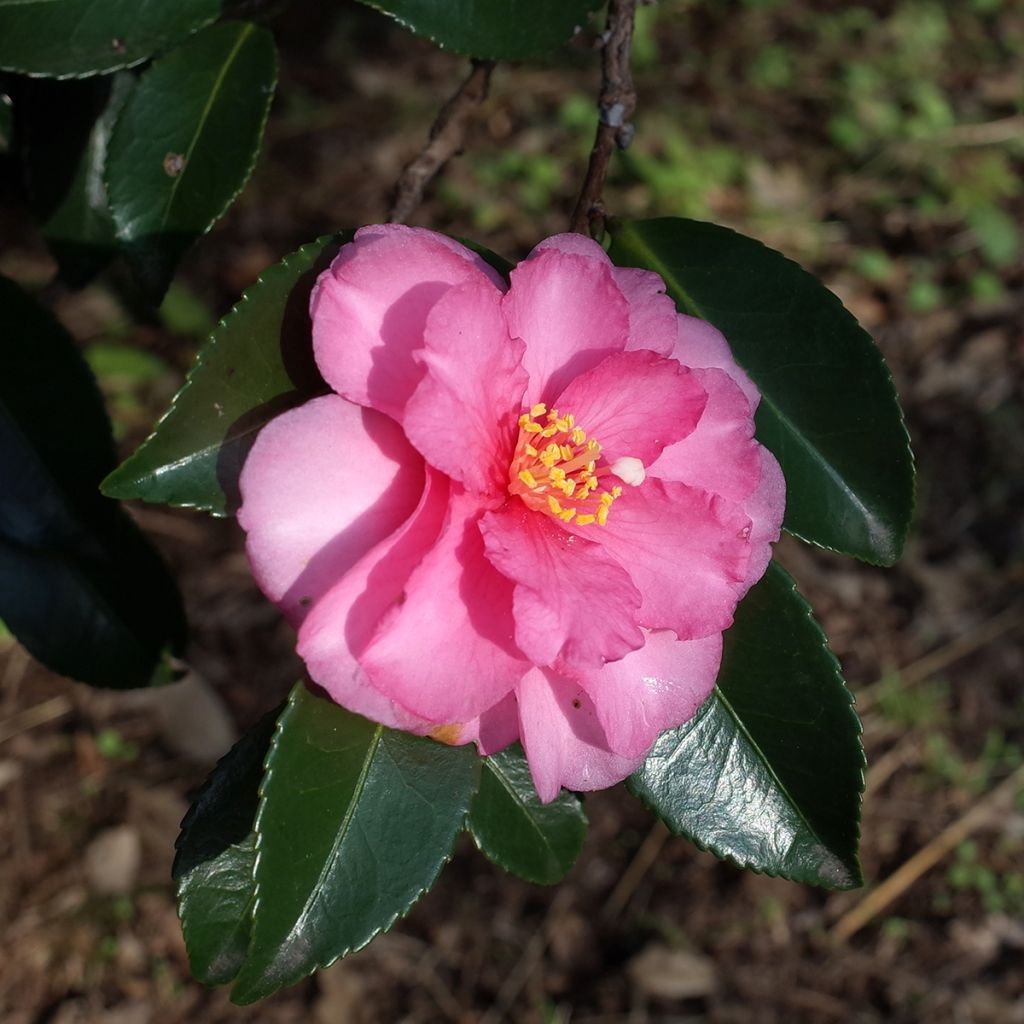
[0,0,913,1005]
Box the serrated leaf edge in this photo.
[627,563,866,890]
[609,216,916,566]
[468,752,586,886]
[230,683,474,1004]
[100,233,344,513]
[0,6,220,80]
[104,20,278,294]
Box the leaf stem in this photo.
[570,0,638,237]
[388,59,496,224]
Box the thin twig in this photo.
[570,0,638,236]
[388,60,496,224]
[857,603,1023,715]
[832,762,1024,943]
[603,820,670,920]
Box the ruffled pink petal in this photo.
[552,349,707,467]
[580,629,722,759]
[238,394,425,626]
[503,248,631,407]
[295,468,451,733]
[310,225,505,421]
[531,235,676,355]
[614,267,678,356]
[672,313,759,413]
[480,504,643,674]
[647,367,761,501]
[359,487,528,723]
[451,692,520,756]
[517,668,645,802]
[738,446,785,596]
[403,277,527,496]
[584,479,751,640]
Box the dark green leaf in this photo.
[468,743,587,885]
[608,217,915,565]
[102,234,348,515]
[0,0,220,78]
[16,74,133,286]
[230,683,479,1005]
[106,20,277,302]
[0,91,11,152]
[0,275,186,687]
[175,708,280,987]
[458,237,513,280]
[628,562,864,889]
[358,0,602,59]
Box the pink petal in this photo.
[738,446,785,596]
[504,248,631,407]
[403,277,528,496]
[614,267,678,356]
[672,314,760,412]
[311,225,506,421]
[648,366,761,501]
[480,504,643,674]
[581,630,722,759]
[295,468,451,733]
[584,479,751,640]
[451,692,521,756]
[531,235,676,355]
[552,349,707,467]
[517,668,645,802]
[238,394,425,626]
[359,487,528,723]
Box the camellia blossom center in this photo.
[508,403,639,526]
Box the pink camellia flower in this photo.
[237,225,784,802]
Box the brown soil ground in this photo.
[2,4,1022,1022]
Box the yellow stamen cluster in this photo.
[509,404,623,525]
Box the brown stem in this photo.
[570,0,638,237]
[388,60,496,224]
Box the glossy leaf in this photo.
[358,0,602,59]
[174,708,280,987]
[102,234,348,515]
[468,744,587,885]
[106,20,277,302]
[0,0,220,79]
[230,684,479,1004]
[17,74,133,286]
[628,562,864,889]
[608,217,915,565]
[0,275,186,687]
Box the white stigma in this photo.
[609,456,646,486]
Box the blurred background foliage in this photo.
[0,1,1021,1021]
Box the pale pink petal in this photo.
[310,225,505,421]
[581,630,722,759]
[238,394,425,626]
[648,367,761,501]
[359,487,528,723]
[451,692,520,756]
[504,248,631,407]
[517,668,645,802]
[531,235,676,355]
[671,314,759,412]
[738,446,785,596]
[480,505,643,674]
[583,479,751,640]
[531,233,611,262]
[296,468,451,733]
[403,277,527,496]
[614,267,678,356]
[552,349,707,467]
